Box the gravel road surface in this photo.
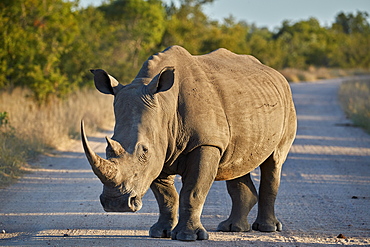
[1,78,369,246]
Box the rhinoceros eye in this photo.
[136,143,148,163]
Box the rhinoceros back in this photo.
[137,46,295,180]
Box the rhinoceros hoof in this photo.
[171,226,209,241]
[149,222,173,238]
[252,220,282,232]
[217,218,251,232]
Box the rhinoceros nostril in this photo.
[129,196,136,208]
[129,195,142,212]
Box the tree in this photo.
[200,17,250,54]
[0,0,84,102]
[329,11,370,68]
[161,0,214,54]
[332,11,370,34]
[97,0,166,82]
[272,18,331,68]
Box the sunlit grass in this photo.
[0,125,33,187]
[339,79,370,133]
[0,87,114,187]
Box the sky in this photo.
[79,0,370,31]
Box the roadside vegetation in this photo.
[0,112,34,187]
[339,79,370,133]
[0,0,369,186]
[0,88,114,187]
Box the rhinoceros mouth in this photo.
[100,193,142,212]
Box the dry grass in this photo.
[280,67,370,83]
[0,123,33,187]
[0,87,114,187]
[339,78,370,133]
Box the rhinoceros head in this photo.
[82,67,175,212]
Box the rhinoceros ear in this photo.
[148,66,175,95]
[90,69,124,95]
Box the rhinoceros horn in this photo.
[81,120,119,185]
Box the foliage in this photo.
[339,79,370,133]
[0,112,9,126]
[161,0,213,54]
[0,0,82,102]
[332,11,370,34]
[0,0,370,102]
[97,0,167,82]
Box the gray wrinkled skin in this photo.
[81,46,297,241]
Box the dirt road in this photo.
[1,78,369,246]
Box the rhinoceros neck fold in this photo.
[140,85,156,108]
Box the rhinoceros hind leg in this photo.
[150,174,179,238]
[252,153,283,232]
[217,173,257,232]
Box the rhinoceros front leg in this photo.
[171,146,220,241]
[217,173,257,232]
[252,154,283,232]
[149,174,179,238]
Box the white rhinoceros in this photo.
[81,45,297,241]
